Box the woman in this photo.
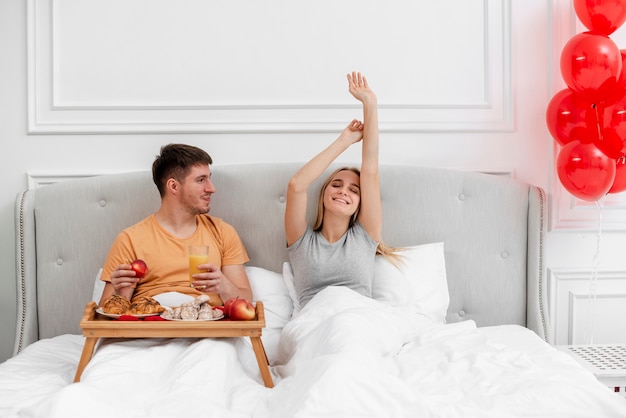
[285,72,398,308]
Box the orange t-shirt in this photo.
[101,214,249,306]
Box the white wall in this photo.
[0,0,623,362]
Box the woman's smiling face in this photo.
[323,169,361,217]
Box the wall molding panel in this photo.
[548,268,626,345]
[27,0,513,134]
[26,167,509,190]
[551,182,626,231]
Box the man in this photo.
[98,143,252,307]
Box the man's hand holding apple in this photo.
[110,259,147,300]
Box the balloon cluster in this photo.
[547,0,626,201]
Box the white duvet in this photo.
[1,286,625,418]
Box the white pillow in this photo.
[92,268,105,303]
[372,242,449,323]
[245,266,293,331]
[282,261,301,317]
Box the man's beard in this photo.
[183,194,210,215]
[189,206,208,215]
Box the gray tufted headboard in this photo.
[13,163,548,355]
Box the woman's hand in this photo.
[347,71,377,104]
[340,119,364,145]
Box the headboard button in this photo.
[279,196,286,203]
[458,310,466,318]
[501,251,509,259]
[458,193,466,201]
[56,258,64,266]
[99,200,107,207]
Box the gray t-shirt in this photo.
[287,222,378,307]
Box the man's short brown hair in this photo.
[152,144,213,196]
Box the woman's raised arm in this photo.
[347,72,382,243]
[284,120,363,246]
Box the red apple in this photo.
[130,259,148,278]
[224,297,255,320]
[223,297,240,316]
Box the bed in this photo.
[2,163,625,417]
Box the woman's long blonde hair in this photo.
[313,167,404,267]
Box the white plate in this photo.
[160,311,225,321]
[95,307,162,319]
[152,292,194,307]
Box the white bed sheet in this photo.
[1,287,625,418]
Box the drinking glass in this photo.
[188,245,209,287]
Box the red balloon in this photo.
[546,88,599,145]
[618,50,626,89]
[609,155,626,193]
[557,141,616,201]
[604,87,626,140]
[574,0,626,35]
[593,128,624,159]
[560,32,622,103]
[601,50,626,104]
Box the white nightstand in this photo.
[556,344,626,399]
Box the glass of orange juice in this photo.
[188,245,209,287]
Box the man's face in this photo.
[180,164,215,215]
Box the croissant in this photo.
[128,296,165,315]
[101,295,131,315]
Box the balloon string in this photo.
[593,103,603,141]
[585,197,604,345]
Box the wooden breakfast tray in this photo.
[75,300,274,388]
